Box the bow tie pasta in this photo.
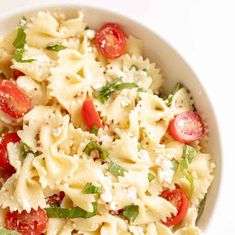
[0,10,215,235]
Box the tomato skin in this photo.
[82,99,103,129]
[160,187,189,226]
[0,80,31,119]
[95,23,126,59]
[5,208,48,235]
[168,111,204,143]
[0,132,20,170]
[2,167,16,181]
[46,191,65,205]
[12,69,25,80]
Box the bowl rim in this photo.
[0,1,223,232]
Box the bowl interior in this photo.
[0,3,222,232]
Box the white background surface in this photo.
[0,0,234,234]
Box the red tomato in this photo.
[5,208,48,235]
[46,191,65,205]
[95,23,126,59]
[0,132,20,170]
[160,187,189,226]
[82,99,103,129]
[168,111,204,143]
[2,168,16,181]
[0,80,31,119]
[12,69,25,80]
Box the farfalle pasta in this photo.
[0,11,215,235]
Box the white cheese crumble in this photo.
[155,155,174,185]
[129,226,144,235]
[125,186,137,200]
[101,184,112,203]
[138,149,150,162]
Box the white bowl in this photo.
[0,2,222,233]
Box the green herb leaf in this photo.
[83,141,109,160]
[14,48,35,63]
[108,161,127,177]
[165,82,184,106]
[179,145,197,198]
[185,172,194,198]
[46,42,66,52]
[148,172,155,182]
[90,125,99,135]
[0,227,21,235]
[83,183,100,194]
[13,26,26,49]
[142,68,147,72]
[45,202,97,218]
[196,194,207,223]
[171,158,179,171]
[180,145,197,171]
[21,142,38,158]
[13,17,35,63]
[123,204,139,222]
[93,79,138,104]
[129,64,138,70]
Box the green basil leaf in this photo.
[46,42,66,52]
[0,227,21,235]
[93,79,138,104]
[148,172,155,182]
[45,202,97,218]
[129,64,138,70]
[171,158,179,171]
[123,204,139,222]
[21,141,38,158]
[90,125,99,135]
[180,145,197,171]
[13,26,26,49]
[83,183,100,194]
[196,194,207,223]
[13,17,35,63]
[115,82,138,91]
[185,172,194,198]
[165,82,184,106]
[108,161,127,177]
[179,145,197,198]
[83,141,109,160]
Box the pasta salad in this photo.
[0,11,215,235]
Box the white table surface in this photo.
[1,0,234,234]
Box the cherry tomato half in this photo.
[12,69,25,80]
[46,191,65,205]
[95,23,126,59]
[0,132,20,170]
[2,167,16,181]
[168,111,204,143]
[0,80,31,119]
[82,99,103,129]
[160,187,189,226]
[5,208,48,235]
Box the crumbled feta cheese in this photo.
[52,127,62,137]
[155,155,174,185]
[129,226,144,235]
[109,201,118,210]
[138,149,150,162]
[85,29,95,39]
[125,186,137,199]
[101,185,112,203]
